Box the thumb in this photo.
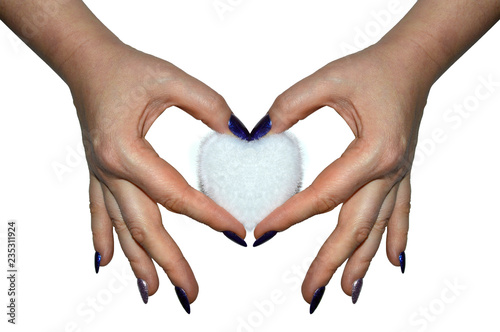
[264,69,335,135]
[169,71,234,135]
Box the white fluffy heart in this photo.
[198,132,302,231]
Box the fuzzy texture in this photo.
[198,132,302,231]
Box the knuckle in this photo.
[352,224,371,245]
[128,223,149,244]
[398,200,411,215]
[88,131,142,177]
[311,186,338,215]
[127,255,145,269]
[271,93,296,124]
[162,255,186,275]
[89,201,102,216]
[111,218,127,233]
[355,253,373,269]
[372,218,389,234]
[205,92,228,112]
[310,254,335,276]
[375,142,410,177]
[92,139,125,174]
[273,94,289,112]
[160,185,189,214]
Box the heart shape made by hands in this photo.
[198,132,302,231]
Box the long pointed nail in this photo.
[309,286,326,314]
[228,114,250,140]
[137,278,149,304]
[352,278,363,304]
[253,231,277,247]
[399,251,406,274]
[223,231,247,247]
[175,286,191,314]
[249,114,272,140]
[94,251,101,274]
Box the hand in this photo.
[253,39,438,311]
[66,41,247,309]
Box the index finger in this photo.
[254,139,378,240]
[123,139,247,241]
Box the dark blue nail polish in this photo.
[228,114,250,140]
[249,114,272,141]
[352,278,363,304]
[399,251,406,274]
[253,231,277,247]
[175,286,191,314]
[223,231,247,247]
[310,286,326,314]
[137,278,149,304]
[94,251,101,274]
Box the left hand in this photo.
[253,38,436,310]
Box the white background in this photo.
[1,0,500,331]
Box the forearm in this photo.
[0,0,121,83]
[379,0,500,85]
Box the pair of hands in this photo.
[74,39,428,311]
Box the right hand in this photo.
[65,40,247,309]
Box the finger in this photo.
[89,173,114,268]
[101,184,160,297]
[170,71,233,135]
[340,183,399,297]
[266,69,335,134]
[386,173,411,270]
[301,179,393,303]
[254,139,379,239]
[122,139,246,240]
[106,178,199,303]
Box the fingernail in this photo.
[399,251,406,274]
[175,286,191,314]
[309,286,326,314]
[249,114,272,141]
[253,231,277,247]
[352,278,363,304]
[137,278,149,304]
[94,251,101,274]
[228,114,250,140]
[223,231,247,247]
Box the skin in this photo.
[254,0,500,303]
[1,0,499,309]
[0,0,246,303]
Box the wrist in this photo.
[58,34,126,89]
[372,30,444,97]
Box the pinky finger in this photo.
[386,173,411,273]
[89,174,114,272]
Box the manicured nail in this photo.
[137,278,149,304]
[253,231,277,247]
[399,251,406,274]
[228,114,250,140]
[94,251,101,274]
[175,286,191,314]
[223,231,247,247]
[249,114,272,140]
[309,286,326,314]
[352,278,363,304]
